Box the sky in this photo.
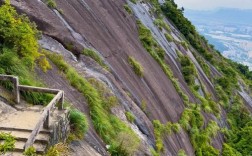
[174,0,252,10]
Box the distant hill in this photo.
[184,8,252,25]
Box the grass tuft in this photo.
[125,111,135,123]
[128,56,144,77]
[0,132,16,154]
[124,5,132,14]
[46,0,57,8]
[164,33,173,42]
[82,48,108,69]
[69,109,89,139]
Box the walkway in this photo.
[0,74,67,155]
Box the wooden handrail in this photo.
[0,74,65,150]
[24,91,64,150]
[0,74,20,104]
[0,74,16,80]
[19,85,61,94]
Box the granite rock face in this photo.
[1,0,233,155]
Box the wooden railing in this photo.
[0,75,20,104]
[0,74,64,150]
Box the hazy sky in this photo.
[174,0,252,10]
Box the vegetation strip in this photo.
[148,0,252,155]
[45,52,140,155]
[136,1,222,155]
[137,20,189,105]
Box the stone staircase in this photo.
[0,108,69,156]
[0,107,50,155]
[0,75,69,155]
[1,127,50,155]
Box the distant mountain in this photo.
[185,8,252,25]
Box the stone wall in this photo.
[48,109,70,147]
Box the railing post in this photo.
[12,77,20,104]
[43,110,50,129]
[58,91,64,110]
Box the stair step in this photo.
[2,151,23,156]
[0,139,47,155]
[0,127,51,134]
[0,129,50,142]
[14,137,48,144]
[14,140,46,154]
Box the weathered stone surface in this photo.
[0,100,16,115]
[49,110,70,147]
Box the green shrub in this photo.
[150,148,160,156]
[108,143,128,156]
[153,19,171,32]
[179,107,220,155]
[215,85,229,107]
[46,0,57,8]
[198,145,219,156]
[222,96,252,155]
[46,143,69,156]
[128,56,144,77]
[193,85,200,91]
[156,47,165,60]
[172,123,181,133]
[179,53,219,115]
[181,42,188,50]
[113,132,140,155]
[164,122,173,135]
[82,48,108,69]
[153,120,181,154]
[148,0,162,16]
[58,9,64,15]
[207,98,220,116]
[216,77,231,90]
[23,146,36,156]
[88,78,119,109]
[0,133,16,154]
[125,111,135,123]
[141,100,147,112]
[130,0,137,4]
[222,144,242,156]
[124,5,132,14]
[38,56,51,72]
[178,149,187,156]
[0,1,43,68]
[179,55,196,86]
[165,33,173,42]
[46,146,59,156]
[0,2,52,105]
[182,66,195,85]
[153,120,164,152]
[205,121,219,137]
[195,56,210,77]
[179,108,194,130]
[69,109,89,139]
